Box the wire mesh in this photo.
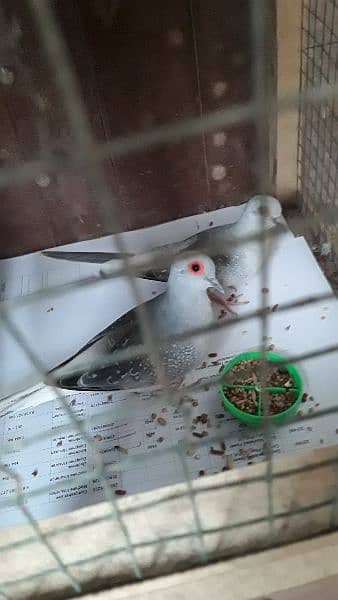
[298,0,338,248]
[0,0,337,598]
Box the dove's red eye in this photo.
[188,260,205,275]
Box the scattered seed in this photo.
[208,352,218,358]
[151,413,157,421]
[320,438,324,444]
[70,399,76,406]
[315,403,320,407]
[192,400,199,407]
[222,466,230,471]
[192,431,208,438]
[197,413,208,424]
[261,287,269,294]
[146,432,155,438]
[285,325,291,331]
[239,448,251,458]
[209,221,214,226]
[210,446,225,456]
[115,489,126,496]
[157,417,167,426]
[321,315,326,320]
[115,445,128,454]
[247,461,253,465]
[302,393,308,403]
[107,394,113,400]
[198,469,205,476]
[201,361,207,369]
[215,413,225,419]
[271,304,279,312]
[32,469,38,477]
[56,440,62,447]
[46,307,54,312]
[157,437,164,443]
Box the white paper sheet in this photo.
[1,208,338,530]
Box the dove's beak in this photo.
[272,218,288,239]
[273,213,284,225]
[206,280,228,307]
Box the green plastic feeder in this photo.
[218,351,303,427]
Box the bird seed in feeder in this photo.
[226,388,258,415]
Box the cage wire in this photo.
[298,0,338,251]
[0,0,337,598]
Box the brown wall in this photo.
[0,0,275,257]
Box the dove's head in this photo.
[168,253,228,309]
[242,195,282,231]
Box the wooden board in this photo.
[0,0,276,257]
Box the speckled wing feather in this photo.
[50,306,156,391]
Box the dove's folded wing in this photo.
[49,307,155,391]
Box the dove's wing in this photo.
[50,305,156,391]
[42,233,201,283]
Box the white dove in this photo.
[49,253,228,391]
